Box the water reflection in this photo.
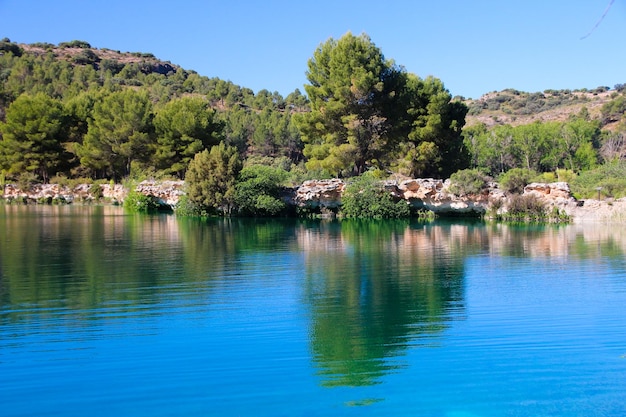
[299,220,468,387]
[2,205,626,393]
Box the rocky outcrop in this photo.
[134,180,185,206]
[1,180,183,205]
[292,179,345,208]
[6,178,626,222]
[293,178,505,216]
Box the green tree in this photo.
[0,93,66,182]
[462,123,489,169]
[185,143,242,215]
[401,75,468,178]
[511,122,547,171]
[153,96,223,178]
[559,118,600,171]
[296,32,403,176]
[76,89,154,180]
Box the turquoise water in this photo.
[1,205,625,416]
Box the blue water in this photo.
[1,206,625,416]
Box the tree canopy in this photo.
[295,32,467,178]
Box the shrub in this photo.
[58,40,91,49]
[16,172,39,191]
[556,168,577,183]
[497,194,569,223]
[570,162,626,199]
[499,168,537,194]
[340,173,410,219]
[123,190,160,213]
[234,165,288,216]
[0,39,23,56]
[73,49,100,66]
[89,183,104,200]
[174,194,208,217]
[448,169,491,196]
[507,194,546,218]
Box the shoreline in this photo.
[2,180,626,223]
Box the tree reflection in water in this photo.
[300,220,470,387]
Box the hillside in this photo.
[4,38,623,131]
[464,87,623,130]
[2,37,626,202]
[20,40,178,76]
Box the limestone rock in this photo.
[294,179,345,208]
[398,178,444,199]
[135,180,185,206]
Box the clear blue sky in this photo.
[2,0,625,99]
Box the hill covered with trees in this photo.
[2,34,626,217]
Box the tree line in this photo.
[0,34,467,189]
[2,33,626,216]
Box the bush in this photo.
[570,162,626,199]
[58,40,91,49]
[73,49,100,66]
[507,194,546,218]
[16,172,39,191]
[499,168,537,194]
[123,190,160,213]
[174,194,208,217]
[340,173,410,219]
[496,194,569,223]
[0,39,23,56]
[448,169,491,196]
[185,143,242,215]
[234,165,288,216]
[89,183,104,200]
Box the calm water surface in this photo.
[1,205,625,416]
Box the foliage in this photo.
[296,32,467,178]
[234,165,288,216]
[569,161,626,199]
[174,194,208,217]
[467,88,589,116]
[76,89,154,180]
[0,92,66,182]
[448,168,490,196]
[340,173,410,219]
[493,194,569,223]
[123,189,160,213]
[58,40,92,49]
[600,96,626,124]
[153,96,222,178]
[16,172,39,191]
[184,143,242,215]
[0,38,22,56]
[400,75,469,178]
[498,168,537,194]
[89,183,104,200]
[0,41,307,185]
[296,32,398,176]
[72,49,100,66]
[506,194,545,217]
[464,118,600,177]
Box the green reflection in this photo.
[2,206,626,391]
[0,208,301,317]
[302,220,468,387]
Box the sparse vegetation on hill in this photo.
[465,87,624,130]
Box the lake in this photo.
[1,205,625,417]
